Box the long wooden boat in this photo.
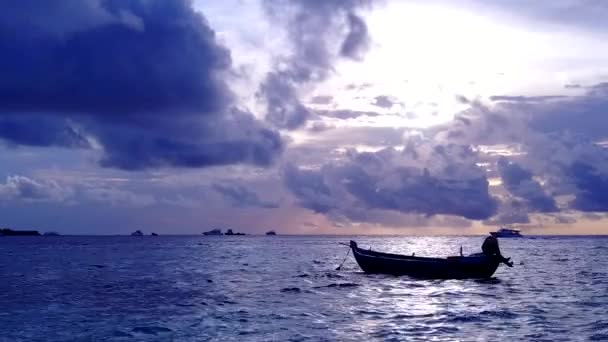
[349,240,502,279]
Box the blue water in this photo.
[1,235,607,341]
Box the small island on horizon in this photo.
[1,228,41,236]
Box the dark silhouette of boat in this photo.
[131,230,144,236]
[490,227,523,238]
[0,228,40,236]
[151,232,159,236]
[265,230,276,236]
[349,240,503,279]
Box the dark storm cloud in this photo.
[567,161,608,212]
[284,164,337,213]
[258,72,311,129]
[284,146,498,221]
[212,183,279,209]
[0,0,283,170]
[0,0,231,115]
[440,82,608,223]
[342,164,497,220]
[497,158,558,212]
[0,115,89,148]
[260,0,372,129]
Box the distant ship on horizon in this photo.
[265,230,277,236]
[490,227,523,238]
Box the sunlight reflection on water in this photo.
[0,235,607,341]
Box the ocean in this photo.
[1,235,607,341]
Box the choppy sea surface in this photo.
[1,235,607,341]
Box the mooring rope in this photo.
[335,245,351,271]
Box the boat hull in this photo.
[350,241,500,279]
[490,232,522,238]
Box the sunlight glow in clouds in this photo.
[310,1,608,130]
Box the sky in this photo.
[1,0,608,235]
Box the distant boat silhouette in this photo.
[203,229,222,236]
[265,230,276,236]
[131,230,144,236]
[490,227,522,238]
[151,232,159,236]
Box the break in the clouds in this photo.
[0,0,282,170]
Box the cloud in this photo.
[567,161,608,212]
[345,82,372,91]
[284,145,498,222]
[258,72,311,129]
[0,0,283,170]
[310,95,334,105]
[372,95,398,109]
[212,183,279,208]
[296,126,406,147]
[440,82,608,223]
[0,175,71,202]
[95,109,283,170]
[0,115,89,148]
[260,0,372,129]
[489,95,566,103]
[84,187,156,207]
[497,157,558,213]
[340,12,370,60]
[315,109,381,119]
[1,0,231,116]
[435,1,608,33]
[284,164,338,213]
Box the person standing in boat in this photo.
[482,235,514,267]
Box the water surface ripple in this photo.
[1,236,607,341]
